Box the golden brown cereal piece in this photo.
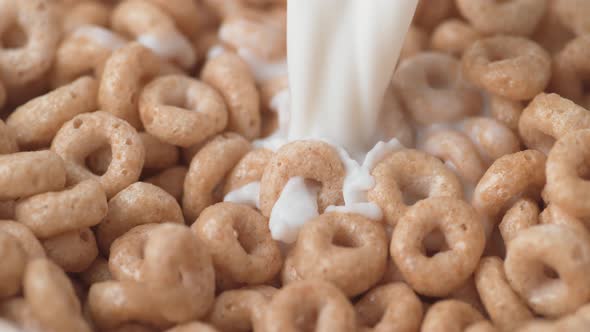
[201,52,261,139]
[0,220,45,259]
[145,166,187,201]
[498,198,540,244]
[50,25,127,88]
[7,76,98,150]
[194,202,281,287]
[461,117,521,165]
[259,140,345,217]
[42,228,98,272]
[284,212,387,297]
[51,111,145,198]
[139,75,228,147]
[489,95,523,132]
[23,259,91,332]
[472,150,546,234]
[165,322,219,332]
[456,0,547,36]
[223,148,273,194]
[0,232,26,299]
[519,94,590,154]
[422,130,486,185]
[355,283,423,332]
[0,150,66,200]
[475,256,533,331]
[183,133,251,221]
[97,182,184,255]
[146,0,201,38]
[391,198,485,297]
[0,0,60,91]
[62,1,112,33]
[0,120,18,155]
[89,223,215,329]
[15,180,107,239]
[98,43,162,128]
[532,0,575,54]
[551,35,590,103]
[80,256,111,287]
[539,203,590,239]
[462,36,551,101]
[465,321,499,332]
[400,25,429,62]
[393,52,482,125]
[208,286,276,332]
[449,277,486,316]
[506,224,590,316]
[261,280,356,332]
[369,149,463,227]
[413,0,454,30]
[430,19,481,57]
[421,300,484,332]
[554,0,590,36]
[545,129,590,220]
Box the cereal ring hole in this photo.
[423,228,449,258]
[543,266,559,280]
[331,228,360,249]
[1,23,27,49]
[85,145,111,176]
[235,227,258,254]
[426,71,452,90]
[401,187,428,206]
[80,230,90,242]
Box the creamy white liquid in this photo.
[73,25,127,50]
[223,182,261,209]
[287,0,418,156]
[137,31,195,68]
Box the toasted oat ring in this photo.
[165,322,219,332]
[15,179,107,239]
[539,203,590,238]
[0,0,60,89]
[0,150,66,200]
[422,130,486,184]
[223,148,273,194]
[24,259,91,332]
[399,25,429,62]
[505,224,590,316]
[354,282,423,332]
[456,0,547,36]
[498,198,540,244]
[461,117,521,165]
[193,202,281,286]
[98,43,162,129]
[201,52,261,140]
[0,220,45,259]
[413,0,454,30]
[146,0,201,38]
[0,120,17,155]
[139,75,228,147]
[97,182,184,255]
[391,197,485,297]
[208,286,276,332]
[430,19,482,57]
[0,232,26,299]
[475,256,533,331]
[80,256,111,287]
[89,223,215,329]
[551,35,590,104]
[518,93,590,154]
[183,133,250,222]
[284,212,387,297]
[51,25,127,88]
[472,150,546,231]
[368,149,463,227]
[421,300,484,332]
[145,166,187,201]
[393,52,482,125]
[554,0,590,36]
[545,129,590,220]
[51,111,145,198]
[462,36,551,101]
[259,140,345,218]
[42,228,98,272]
[62,1,112,33]
[489,95,522,132]
[261,280,356,332]
[8,76,98,150]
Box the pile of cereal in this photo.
[1,0,590,331]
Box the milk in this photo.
[287,0,418,156]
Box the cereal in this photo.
[207,286,276,332]
[145,166,187,201]
[62,1,112,33]
[461,117,521,165]
[430,19,481,57]
[42,228,98,272]
[183,133,250,222]
[97,182,184,255]
[455,0,547,36]
[193,202,282,287]
[283,212,387,296]
[421,300,484,332]
[0,232,26,299]
[0,119,18,155]
[0,220,46,260]
[553,0,590,36]
[551,35,590,104]
[505,224,590,316]
[368,149,463,227]
[539,203,590,239]
[413,0,454,30]
[7,76,99,150]
[498,198,540,244]
[223,148,273,194]
[79,256,112,287]
[0,150,66,200]
[391,198,485,297]
[165,322,219,332]
[393,52,482,125]
[261,280,356,332]
[139,75,228,147]
[400,25,429,61]
[475,256,533,331]
[51,111,145,198]
[201,52,261,140]
[462,36,551,101]
[145,0,202,38]
[489,95,523,132]
[355,282,423,332]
